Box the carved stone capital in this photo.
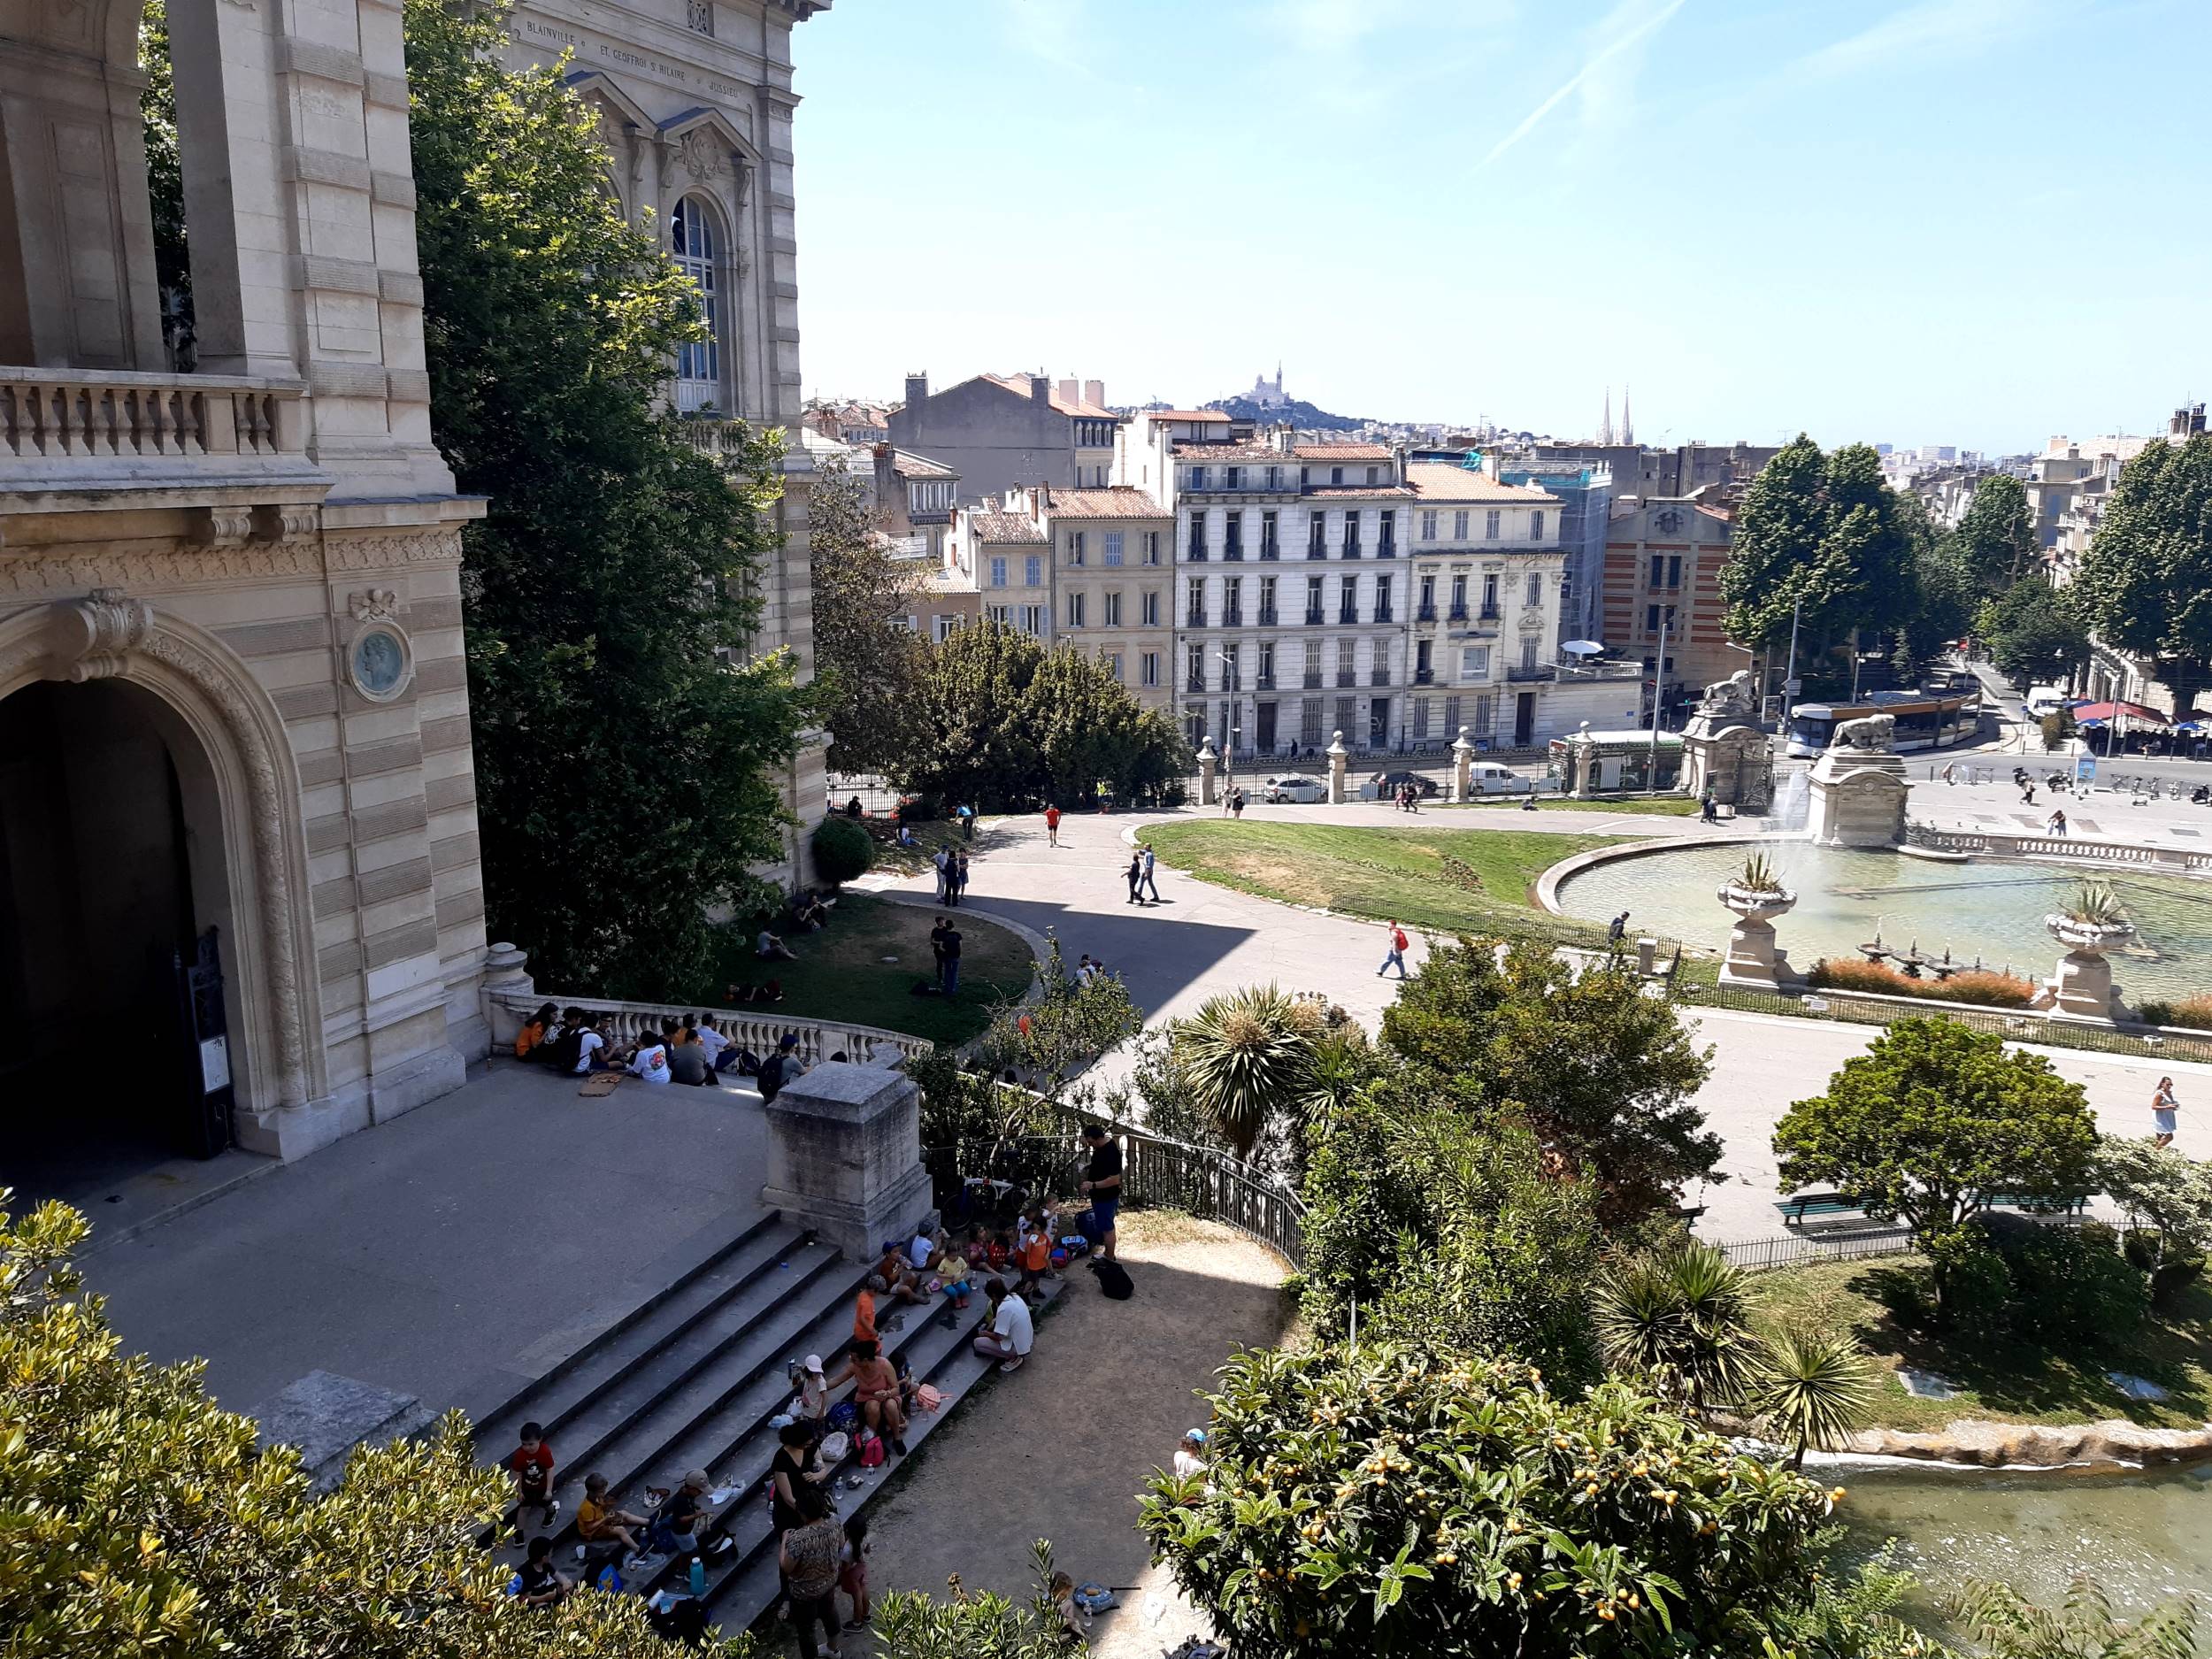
[349,586,403,625]
[47,587,157,682]
[191,506,258,548]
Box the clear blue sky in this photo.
[788,0,2208,456]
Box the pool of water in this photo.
[1842,1464,2212,1619]
[1553,843,2212,1002]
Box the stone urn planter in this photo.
[2042,911,2137,1024]
[1717,881,1801,992]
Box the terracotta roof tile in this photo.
[977,373,1121,420]
[1292,443,1394,461]
[888,449,956,479]
[966,511,1048,544]
[1045,487,1169,518]
[1402,462,1560,504]
[1148,409,1233,422]
[1170,441,1289,464]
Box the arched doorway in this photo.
[0,678,239,1194]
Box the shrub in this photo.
[1805,956,2036,1007]
[2139,994,2212,1031]
[894,792,943,822]
[810,814,872,885]
[1973,1216,2150,1347]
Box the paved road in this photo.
[930,805,2212,1244]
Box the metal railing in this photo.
[1714,1229,1916,1271]
[924,1120,1306,1269]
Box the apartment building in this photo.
[888,372,1123,502]
[872,446,960,563]
[1031,487,1177,715]
[1123,416,1413,755]
[945,504,1052,640]
[1601,498,1750,718]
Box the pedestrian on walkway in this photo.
[1044,803,1061,847]
[1607,910,1630,948]
[1095,780,1110,814]
[954,848,971,904]
[2046,808,2069,836]
[958,803,975,842]
[1700,791,1719,824]
[1125,851,1145,904]
[1140,844,1161,902]
[1230,787,1246,818]
[1940,762,1957,785]
[1377,919,1410,979]
[933,847,951,906]
[2154,1076,2181,1147]
[939,919,962,995]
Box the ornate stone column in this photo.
[759,1062,934,1263]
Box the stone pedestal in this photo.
[1197,736,1219,807]
[480,941,534,1055]
[1683,720,1772,814]
[1326,730,1349,804]
[2042,916,2133,1025]
[1807,749,1909,847]
[1716,887,1801,992]
[760,1061,934,1263]
[1449,726,1476,803]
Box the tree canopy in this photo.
[1977,576,2090,688]
[1951,472,2039,592]
[2074,434,2212,719]
[1720,437,1916,653]
[0,1193,734,1659]
[809,454,926,774]
[406,0,808,996]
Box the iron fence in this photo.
[922,1120,1307,1270]
[1712,1229,1916,1271]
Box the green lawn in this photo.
[698,893,1030,1047]
[1748,1253,2212,1432]
[1442,794,1702,817]
[1137,820,1633,946]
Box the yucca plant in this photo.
[1951,1573,2200,1659]
[1168,984,1317,1160]
[1592,1239,1756,1417]
[2065,880,2128,929]
[1735,851,1786,895]
[1749,1321,1877,1468]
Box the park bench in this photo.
[1778,1190,2093,1230]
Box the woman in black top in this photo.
[769,1417,823,1533]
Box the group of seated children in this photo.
[504,1422,737,1608]
[511,1004,763,1086]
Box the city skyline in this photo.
[791,0,2209,456]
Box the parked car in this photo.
[1262,772,1327,803]
[1361,770,1440,801]
[1467,761,1535,795]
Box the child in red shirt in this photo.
[508,1421,558,1532]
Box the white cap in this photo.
[803,1354,825,1373]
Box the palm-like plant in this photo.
[1735,851,1786,895]
[1592,1239,1756,1417]
[1952,1574,2200,1659]
[1168,985,1317,1161]
[2066,880,2128,929]
[1749,1321,1876,1468]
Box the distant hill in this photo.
[1204,394,1364,433]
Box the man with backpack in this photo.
[757,1033,803,1103]
[1377,920,1410,979]
[1079,1121,1123,1263]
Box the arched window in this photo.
[671,196,722,411]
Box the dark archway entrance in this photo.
[0,680,230,1203]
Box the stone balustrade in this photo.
[485,987,931,1070]
[0,367,308,470]
[1906,823,2212,872]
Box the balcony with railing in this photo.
[1371,666,1393,687]
[1260,537,1279,561]
[1378,536,1395,558]
[2,368,322,503]
[1224,540,1243,561]
[1187,672,1206,692]
[1187,609,1207,628]
[1479,603,1502,620]
[1335,668,1356,687]
[1223,607,1244,626]
[1374,605,1394,623]
[1416,603,1437,622]
[1187,536,1207,561]
[1303,670,1324,688]
[1258,605,1279,626]
[1448,603,1469,621]
[1415,667,1435,685]
[1256,672,1276,690]
[1337,607,1357,626]
[1304,607,1325,626]
[1506,664,1555,682]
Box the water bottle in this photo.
[688,1555,707,1599]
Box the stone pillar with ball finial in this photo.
[1326,730,1350,804]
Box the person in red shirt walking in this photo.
[1044,803,1062,847]
[1378,920,1410,979]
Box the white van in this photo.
[2024,685,2069,719]
[1468,762,1534,795]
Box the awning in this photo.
[2072,700,2170,726]
[1560,640,1607,657]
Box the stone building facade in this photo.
[501,0,832,876]
[1,0,488,1171]
[888,372,1122,504]
[1601,498,1751,719]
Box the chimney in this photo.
[1029,374,1050,403]
[1084,379,1104,410]
[1056,379,1079,407]
[904,372,928,406]
[1392,443,1409,486]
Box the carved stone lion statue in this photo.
[1698,669,1757,714]
[1832,712,1896,752]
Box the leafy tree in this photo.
[1168,985,1323,1159]
[900,623,1189,811]
[1138,1345,1848,1659]
[405,0,808,997]
[809,815,872,885]
[1593,1239,1757,1418]
[1952,472,2039,592]
[138,0,190,366]
[1896,534,1977,681]
[1381,941,1718,1219]
[1978,576,2090,688]
[1950,1575,2199,1659]
[2075,434,2212,721]
[2098,1136,2212,1268]
[871,1542,1080,1659]
[1772,1017,2099,1314]
[1748,1323,1877,1470]
[2041,705,2078,753]
[0,1193,738,1659]
[1720,437,1916,655]
[810,454,925,774]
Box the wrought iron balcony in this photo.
[1223,608,1244,626]
[1304,607,1325,625]
[1479,604,1502,620]
[1187,610,1207,628]
[1448,604,1469,621]
[1335,669,1356,687]
[1506,664,1556,682]
[1371,668,1393,687]
[1258,606,1279,625]
[1417,603,1437,621]
[1415,668,1435,685]
[1303,671,1323,687]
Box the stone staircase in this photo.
[471,1206,1057,1633]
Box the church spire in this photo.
[1620,384,1632,447]
[1598,387,1613,446]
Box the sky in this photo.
[787,0,2210,457]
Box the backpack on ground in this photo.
[856,1428,887,1468]
[1089,1258,1134,1301]
[1071,1583,1118,1616]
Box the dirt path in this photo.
[853,1213,1289,1655]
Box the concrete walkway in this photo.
[79,1064,771,1414]
[927,806,2212,1245]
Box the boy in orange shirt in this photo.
[1015,1227,1052,1302]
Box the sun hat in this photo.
[683,1469,710,1491]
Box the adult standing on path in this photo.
[955,848,971,905]
[933,846,951,906]
[1045,803,1062,847]
[1140,843,1161,903]
[1608,910,1630,949]
[1125,852,1145,905]
[1079,1121,1123,1263]
[939,918,962,995]
[1377,919,1409,979]
[2154,1076,2181,1147]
